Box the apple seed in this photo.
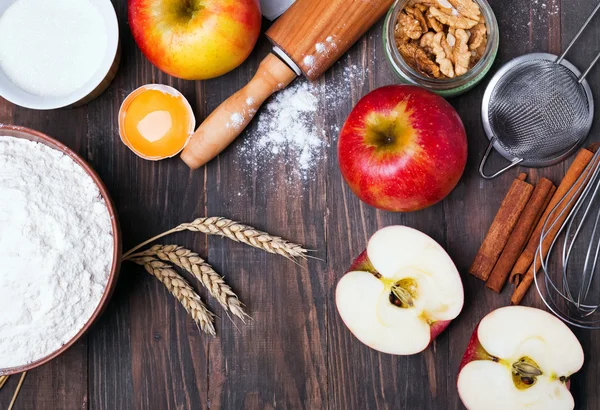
[511,357,542,390]
[389,278,419,308]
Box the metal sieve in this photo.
[479,2,600,179]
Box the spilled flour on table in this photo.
[255,82,320,172]
[236,62,370,184]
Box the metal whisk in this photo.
[535,149,600,329]
[479,1,600,179]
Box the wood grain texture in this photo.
[1,0,600,409]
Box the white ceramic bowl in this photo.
[0,0,120,110]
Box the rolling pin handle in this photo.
[180,53,297,170]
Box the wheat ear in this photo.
[177,217,307,259]
[123,217,307,260]
[129,256,216,336]
[127,245,249,322]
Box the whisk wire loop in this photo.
[535,151,600,328]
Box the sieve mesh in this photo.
[487,59,591,164]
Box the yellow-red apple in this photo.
[129,0,261,80]
[458,306,584,410]
[336,226,464,355]
[337,85,467,212]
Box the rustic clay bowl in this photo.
[0,124,122,376]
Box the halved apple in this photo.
[457,306,584,410]
[335,225,464,355]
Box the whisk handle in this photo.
[479,137,524,179]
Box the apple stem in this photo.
[370,271,382,279]
[512,361,542,378]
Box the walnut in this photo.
[398,41,416,61]
[398,41,442,78]
[471,41,487,66]
[396,11,423,40]
[415,47,442,78]
[442,32,455,61]
[453,29,471,75]
[409,0,453,14]
[469,23,487,50]
[405,6,428,33]
[448,0,481,22]
[419,31,436,54]
[414,3,429,13]
[426,12,444,32]
[432,32,455,77]
[429,6,478,29]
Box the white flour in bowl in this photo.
[0,0,107,97]
[0,136,114,369]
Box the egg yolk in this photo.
[120,89,193,159]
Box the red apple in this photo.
[457,306,584,410]
[337,85,467,212]
[336,226,464,355]
[129,0,261,80]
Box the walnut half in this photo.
[397,11,423,41]
[398,41,443,78]
[429,6,478,29]
[453,29,471,75]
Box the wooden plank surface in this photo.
[1,0,599,408]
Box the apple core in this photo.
[511,357,543,389]
[389,277,419,308]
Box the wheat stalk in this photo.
[0,375,8,390]
[129,256,216,336]
[127,245,248,322]
[8,372,26,410]
[123,217,307,260]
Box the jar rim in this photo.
[384,0,499,91]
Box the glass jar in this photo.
[383,0,499,97]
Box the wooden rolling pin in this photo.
[180,0,395,169]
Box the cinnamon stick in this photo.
[510,148,596,305]
[486,178,555,293]
[469,173,533,281]
[509,148,595,287]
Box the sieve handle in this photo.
[579,51,600,83]
[479,137,524,179]
[556,0,600,82]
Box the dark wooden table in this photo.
[1,0,599,408]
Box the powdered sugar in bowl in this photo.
[0,124,121,375]
[0,0,120,110]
